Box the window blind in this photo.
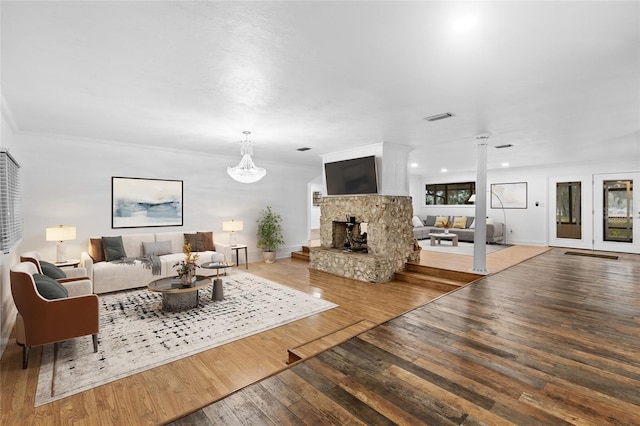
[0,149,22,253]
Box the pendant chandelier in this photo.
[227,131,267,184]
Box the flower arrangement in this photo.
[174,242,199,277]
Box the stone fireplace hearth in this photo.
[309,195,419,283]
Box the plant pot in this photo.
[262,251,276,264]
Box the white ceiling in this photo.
[2,1,639,175]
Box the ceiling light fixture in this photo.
[424,112,455,122]
[296,147,311,152]
[452,15,478,32]
[410,162,418,168]
[227,131,266,184]
[494,144,513,149]
[441,168,448,173]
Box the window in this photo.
[426,182,475,205]
[0,149,22,253]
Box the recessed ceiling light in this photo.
[441,168,448,173]
[410,162,418,168]
[296,147,311,151]
[502,162,510,167]
[452,15,478,32]
[494,144,513,149]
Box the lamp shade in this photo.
[222,220,243,232]
[46,225,76,242]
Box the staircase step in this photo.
[287,319,376,364]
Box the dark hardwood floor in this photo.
[172,248,640,425]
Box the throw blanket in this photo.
[111,254,162,276]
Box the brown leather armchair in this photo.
[10,262,99,369]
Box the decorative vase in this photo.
[444,228,450,234]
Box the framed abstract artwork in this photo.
[112,177,183,228]
[491,182,528,209]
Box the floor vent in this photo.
[564,251,619,260]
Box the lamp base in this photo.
[229,232,238,247]
[56,241,67,263]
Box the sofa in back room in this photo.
[412,215,504,243]
[80,231,231,294]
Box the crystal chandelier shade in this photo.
[227,131,266,184]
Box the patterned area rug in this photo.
[35,270,337,406]
[418,240,511,256]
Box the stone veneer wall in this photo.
[309,195,420,283]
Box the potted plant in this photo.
[256,206,285,263]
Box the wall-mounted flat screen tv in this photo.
[324,155,378,196]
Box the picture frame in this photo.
[112,177,183,228]
[491,182,528,209]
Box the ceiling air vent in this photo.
[494,144,513,149]
[296,147,311,152]
[423,112,455,122]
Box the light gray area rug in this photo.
[35,270,337,406]
[419,240,510,256]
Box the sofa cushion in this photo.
[142,240,173,256]
[465,216,475,228]
[184,233,197,251]
[434,216,449,228]
[40,260,67,280]
[33,273,68,300]
[411,216,424,227]
[424,215,436,226]
[197,231,215,251]
[90,238,105,263]
[453,216,467,229]
[469,219,475,229]
[103,236,127,261]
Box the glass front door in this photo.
[594,173,640,253]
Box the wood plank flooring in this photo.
[3,246,470,425]
[173,247,640,425]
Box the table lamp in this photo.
[46,225,76,263]
[222,220,243,247]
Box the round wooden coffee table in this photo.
[148,275,211,311]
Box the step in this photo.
[287,319,377,364]
[405,263,482,283]
[291,251,310,261]
[394,270,465,292]
[394,264,482,292]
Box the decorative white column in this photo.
[473,135,489,273]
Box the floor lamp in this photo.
[469,192,507,245]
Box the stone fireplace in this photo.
[309,195,420,283]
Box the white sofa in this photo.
[80,231,231,294]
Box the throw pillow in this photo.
[453,216,467,229]
[90,238,105,263]
[33,273,68,300]
[40,260,67,280]
[411,216,424,227]
[424,215,437,226]
[102,236,127,261]
[143,240,173,256]
[434,216,449,228]
[486,218,494,225]
[469,219,475,229]
[184,233,197,251]
[197,231,215,251]
[465,216,475,228]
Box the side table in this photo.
[231,244,248,269]
[49,259,80,268]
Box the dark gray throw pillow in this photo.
[33,273,68,300]
[103,236,127,261]
[424,215,437,226]
[40,260,67,280]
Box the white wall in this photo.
[412,159,639,246]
